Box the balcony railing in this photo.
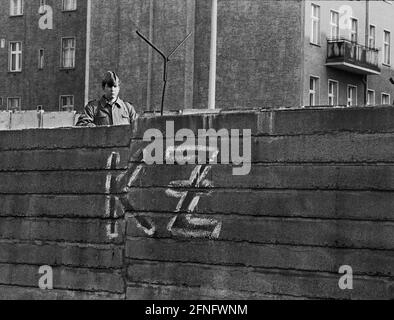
[326,38,381,75]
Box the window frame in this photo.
[382,93,391,105]
[7,97,22,111]
[60,37,76,69]
[383,29,391,66]
[369,24,376,49]
[9,41,22,72]
[309,75,320,106]
[367,89,375,106]
[350,17,358,43]
[347,85,358,106]
[311,3,321,45]
[330,10,339,40]
[328,79,339,106]
[62,0,77,12]
[59,95,75,111]
[10,0,24,16]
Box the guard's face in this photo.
[104,83,120,101]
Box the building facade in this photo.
[304,0,394,107]
[0,0,87,112]
[0,0,393,113]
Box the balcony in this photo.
[326,39,381,75]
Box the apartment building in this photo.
[304,0,394,107]
[0,0,393,112]
[0,0,87,112]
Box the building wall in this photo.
[368,0,394,104]
[2,108,394,299]
[88,0,194,114]
[88,0,304,112]
[304,0,366,106]
[303,0,394,106]
[0,0,87,112]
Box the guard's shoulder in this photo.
[87,99,99,106]
[119,99,134,111]
[85,99,100,111]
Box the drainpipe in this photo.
[208,0,218,110]
[364,0,370,105]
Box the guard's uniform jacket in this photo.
[76,96,138,127]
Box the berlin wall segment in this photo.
[2,108,394,299]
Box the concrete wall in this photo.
[2,108,394,299]
[0,111,77,130]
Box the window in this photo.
[382,93,391,105]
[369,25,376,48]
[7,97,21,110]
[367,90,375,106]
[61,37,75,68]
[38,49,44,69]
[10,0,23,16]
[309,76,319,106]
[62,0,76,11]
[350,18,358,43]
[59,95,74,110]
[328,80,338,106]
[347,85,357,106]
[384,30,391,65]
[330,10,339,39]
[311,4,320,45]
[9,41,22,72]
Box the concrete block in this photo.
[0,194,124,218]
[0,147,130,171]
[42,111,77,128]
[131,112,258,139]
[0,217,124,244]
[0,242,123,269]
[10,111,40,130]
[126,238,394,277]
[0,263,124,293]
[126,283,290,300]
[0,285,125,300]
[118,163,394,191]
[0,112,10,130]
[127,260,394,299]
[257,106,394,136]
[126,213,394,250]
[122,188,394,221]
[0,171,126,194]
[0,125,133,151]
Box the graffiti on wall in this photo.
[106,143,223,239]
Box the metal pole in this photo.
[208,0,218,110]
[84,0,92,106]
[364,0,370,105]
